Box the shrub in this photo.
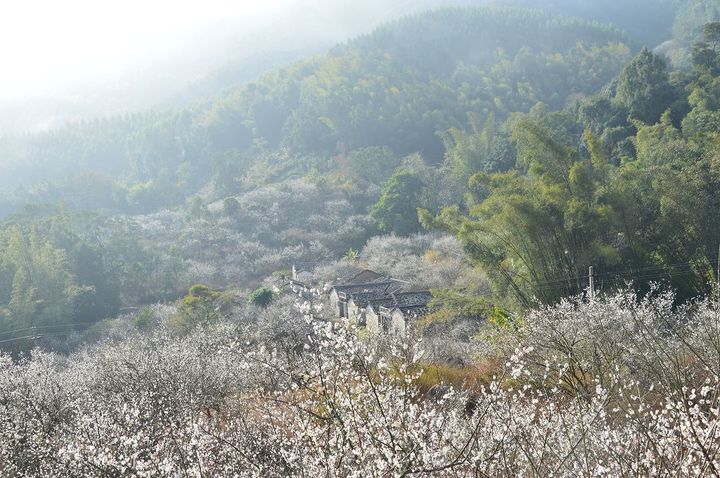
[169,284,221,334]
[132,307,155,330]
[247,287,274,308]
[222,197,240,216]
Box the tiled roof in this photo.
[392,291,433,308]
[347,283,405,307]
[338,269,387,285]
[334,281,396,296]
[367,291,433,315]
[332,268,433,318]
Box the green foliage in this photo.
[271,269,292,280]
[673,0,720,57]
[487,305,511,328]
[343,248,359,264]
[615,48,675,124]
[691,22,720,74]
[427,41,720,306]
[211,151,247,197]
[0,214,122,351]
[371,170,424,236]
[426,289,494,322]
[125,178,181,214]
[441,114,514,186]
[513,0,677,47]
[247,287,274,308]
[170,285,222,334]
[344,146,400,185]
[0,7,632,212]
[132,308,155,330]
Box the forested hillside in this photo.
[0,6,643,344]
[423,21,720,307]
[2,3,720,343]
[0,8,629,201]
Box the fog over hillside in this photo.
[0,0,680,135]
[0,0,466,134]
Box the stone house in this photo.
[365,299,395,334]
[366,291,433,336]
[292,266,434,336]
[328,269,393,319]
[289,263,316,297]
[345,284,406,325]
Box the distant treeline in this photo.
[0,7,631,211]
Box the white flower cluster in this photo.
[0,290,718,476]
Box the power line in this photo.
[0,331,78,345]
[0,320,123,345]
[0,322,98,339]
[532,256,720,286]
[514,259,715,294]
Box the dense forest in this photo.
[2,2,720,475]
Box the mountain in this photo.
[0,7,631,207]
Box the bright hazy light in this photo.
[0,0,290,99]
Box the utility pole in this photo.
[715,244,720,315]
[716,244,720,299]
[589,266,595,301]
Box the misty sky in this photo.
[0,0,443,100]
[0,0,297,99]
[0,0,463,133]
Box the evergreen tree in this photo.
[371,170,425,236]
[615,48,675,124]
